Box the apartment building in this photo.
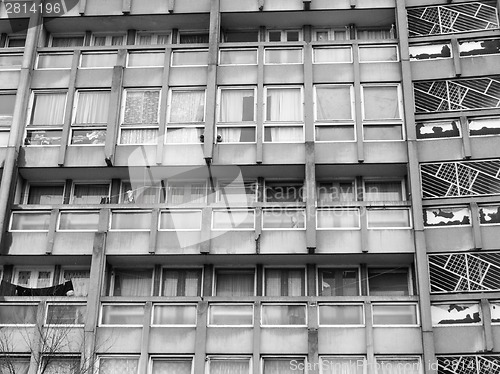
[0,0,499,373]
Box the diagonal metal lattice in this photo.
[414,77,500,113]
[437,355,500,374]
[407,1,499,37]
[429,252,500,293]
[420,159,500,199]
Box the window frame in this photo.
[358,44,399,63]
[13,266,55,288]
[56,210,100,232]
[119,180,160,205]
[206,356,252,374]
[312,27,349,41]
[362,178,406,202]
[266,29,303,42]
[151,303,198,327]
[371,303,420,327]
[319,356,367,374]
[316,208,361,230]
[171,49,209,67]
[135,31,171,45]
[79,51,118,69]
[166,87,206,144]
[416,119,462,140]
[211,208,256,231]
[423,205,472,228]
[263,267,307,297]
[24,182,65,205]
[44,302,86,327]
[366,208,412,230]
[148,356,194,374]
[260,303,308,327]
[0,52,24,70]
[218,48,258,66]
[468,116,500,137]
[213,267,257,297]
[367,267,413,296]
[9,211,52,232]
[70,181,111,205]
[312,46,353,64]
[35,52,73,70]
[317,303,366,327]
[316,267,361,297]
[479,205,500,226]
[99,303,146,327]
[109,210,153,232]
[126,50,165,68]
[0,303,38,326]
[431,302,483,327]
[97,355,140,373]
[374,356,422,374]
[90,33,126,47]
[164,179,208,205]
[261,208,306,231]
[49,33,86,48]
[264,47,304,65]
[160,267,204,297]
[5,35,26,48]
[158,209,203,231]
[207,303,255,327]
[216,179,258,204]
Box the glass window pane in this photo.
[368,269,409,296]
[162,269,202,297]
[319,305,364,325]
[320,357,365,374]
[179,33,209,44]
[266,88,302,122]
[169,91,205,123]
[75,92,110,125]
[264,359,304,374]
[44,358,81,374]
[98,358,139,374]
[317,182,355,203]
[363,86,400,120]
[209,305,253,325]
[111,212,152,230]
[0,94,16,127]
[224,31,259,42]
[372,304,418,325]
[37,54,73,69]
[30,93,66,126]
[431,303,481,325]
[409,43,452,60]
[220,89,255,122]
[364,181,403,201]
[212,210,255,230]
[261,305,306,325]
[63,269,90,297]
[217,127,256,143]
[28,185,64,204]
[216,270,254,296]
[209,359,250,374]
[7,38,26,47]
[153,305,197,325]
[262,209,305,229]
[101,305,145,325]
[152,359,192,374]
[160,210,202,230]
[315,126,355,141]
[265,48,302,64]
[459,39,500,57]
[469,117,500,136]
[0,305,37,324]
[121,182,158,204]
[220,49,257,65]
[313,47,351,63]
[120,128,158,144]
[51,36,84,47]
[11,212,51,231]
[72,184,109,204]
[316,86,352,121]
[416,120,460,139]
[128,52,165,67]
[172,50,208,66]
[363,125,403,140]
[166,182,206,204]
[218,181,257,204]
[58,212,99,231]
[359,46,398,62]
[112,269,152,296]
[264,126,303,142]
[265,269,305,296]
[80,53,117,68]
[165,127,203,143]
[46,304,86,325]
[265,183,303,202]
[124,90,160,125]
[71,129,106,145]
[423,207,471,227]
[367,209,410,228]
[319,269,359,296]
[375,359,420,374]
[25,130,63,145]
[479,206,500,224]
[317,209,360,229]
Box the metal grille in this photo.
[414,77,500,113]
[407,2,499,36]
[429,252,500,293]
[421,159,500,198]
[437,355,500,374]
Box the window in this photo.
[265,181,303,203]
[62,269,90,297]
[318,268,360,296]
[318,304,364,325]
[98,357,139,374]
[166,89,205,144]
[161,268,202,296]
[25,91,66,146]
[45,303,86,325]
[58,211,100,231]
[217,87,256,143]
[71,91,110,145]
[136,32,171,45]
[110,211,152,231]
[179,32,209,44]
[320,357,365,374]
[207,357,251,374]
[159,210,202,230]
[261,304,307,326]
[0,53,23,69]
[372,304,419,325]
[42,357,81,374]
[359,45,398,62]
[262,209,305,230]
[0,93,16,145]
[313,47,352,63]
[215,269,255,296]
[263,357,306,374]
[127,51,165,67]
[219,49,258,65]
[317,181,355,203]
[491,302,500,323]
[36,53,73,69]
[91,33,125,46]
[121,89,160,144]
[375,357,421,374]
[423,206,471,227]
[362,85,403,141]
[151,358,192,374]
[264,48,303,64]
[357,27,394,40]
[5,35,26,47]
[217,180,257,204]
[479,205,500,225]
[364,181,404,201]
[0,356,30,373]
[26,184,64,204]
[212,209,255,230]
[71,183,110,204]
[431,303,481,326]
[317,209,360,229]
[265,268,305,296]
[469,117,500,136]
[460,38,500,57]
[120,181,159,204]
[80,52,117,68]
[171,50,208,66]
[100,304,145,326]
[315,85,355,141]
[110,269,153,296]
[409,43,452,60]
[368,268,410,296]
[264,86,303,142]
[50,35,85,47]
[223,30,259,42]
[14,268,54,288]
[0,304,37,325]
[209,304,254,326]
[10,211,51,231]
[165,181,206,204]
[152,304,197,325]
[267,30,301,42]
[367,209,411,228]
[416,120,460,139]
[314,28,349,41]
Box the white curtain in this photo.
[152,360,192,374]
[99,358,138,374]
[31,93,66,126]
[266,88,301,122]
[113,269,152,296]
[170,91,205,123]
[124,90,160,124]
[316,86,352,120]
[264,359,304,374]
[219,127,242,142]
[364,182,402,201]
[268,126,303,142]
[162,270,200,296]
[220,90,254,122]
[52,37,84,47]
[216,271,254,296]
[265,270,304,296]
[165,127,202,143]
[76,91,110,125]
[209,360,249,374]
[63,269,90,297]
[167,183,206,204]
[120,128,158,144]
[363,86,399,119]
[73,184,109,204]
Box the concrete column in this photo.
[156,48,172,165]
[104,63,125,165]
